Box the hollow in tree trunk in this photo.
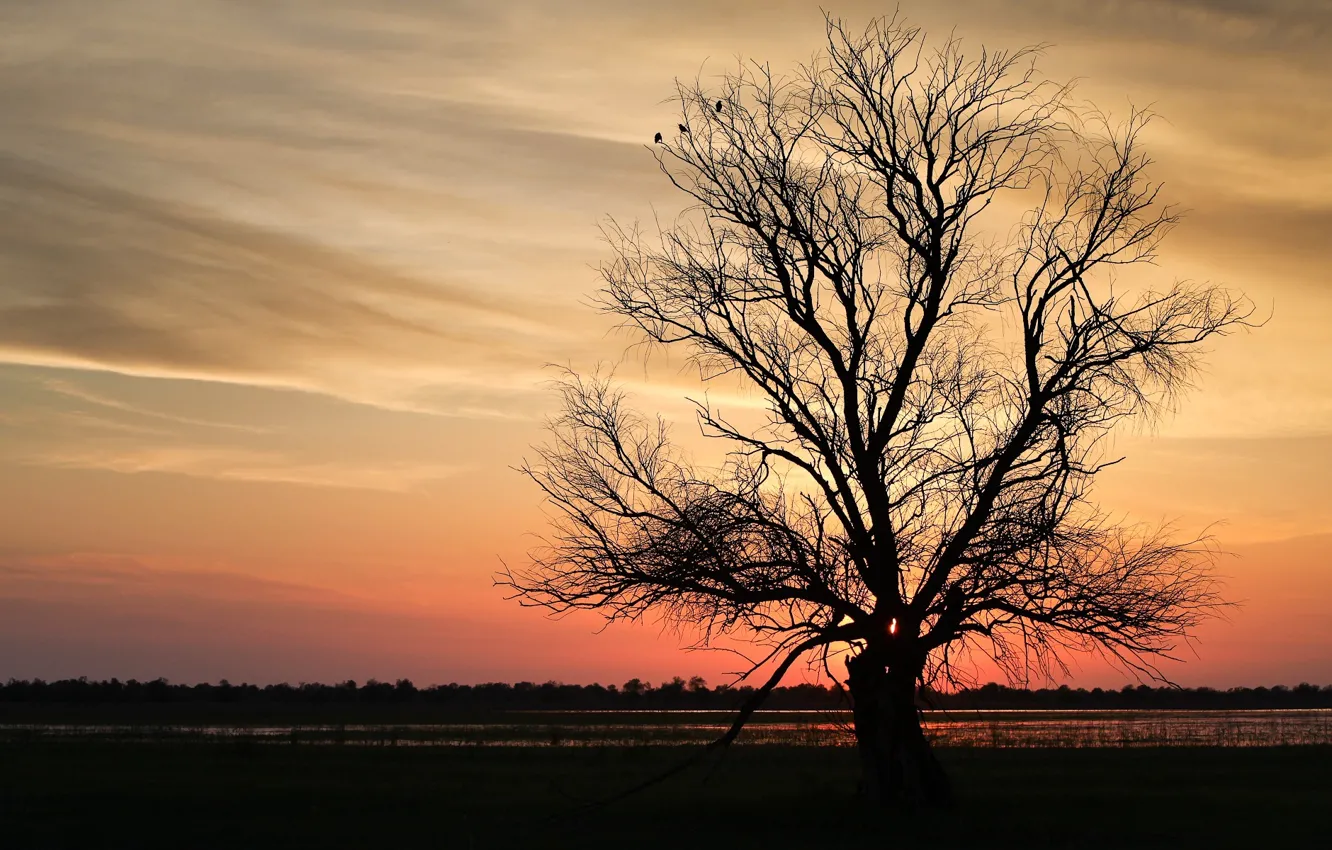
[846,648,952,807]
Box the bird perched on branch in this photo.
[653,132,662,144]
[715,100,724,112]
[678,123,689,134]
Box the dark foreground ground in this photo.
[2,743,1328,849]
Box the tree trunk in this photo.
[846,649,952,808]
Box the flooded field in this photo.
[3,709,1330,748]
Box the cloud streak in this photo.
[0,155,573,407]
[23,444,463,493]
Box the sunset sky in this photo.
[1,0,1329,689]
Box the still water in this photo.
[4,710,1331,748]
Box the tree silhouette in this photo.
[502,14,1251,806]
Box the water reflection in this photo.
[4,710,1331,748]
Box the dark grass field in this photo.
[2,743,1330,849]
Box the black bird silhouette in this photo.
[715,100,724,112]
[678,123,689,134]
[654,132,662,144]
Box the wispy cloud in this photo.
[40,378,269,434]
[24,444,463,493]
[0,154,578,410]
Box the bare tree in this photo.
[501,15,1251,806]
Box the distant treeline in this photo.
[4,677,1332,710]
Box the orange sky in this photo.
[1,0,1329,688]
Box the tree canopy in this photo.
[501,16,1251,801]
